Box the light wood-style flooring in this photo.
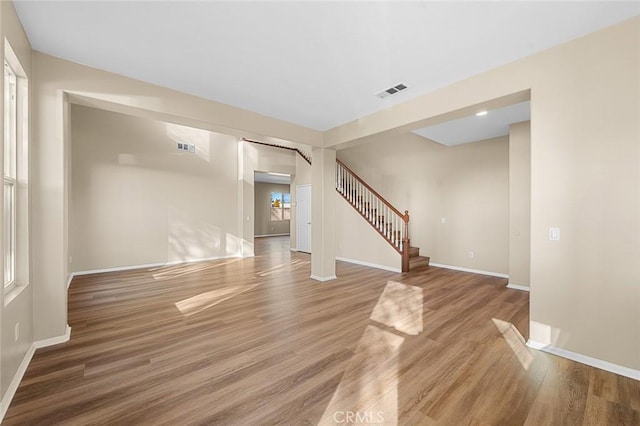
[4,236,639,425]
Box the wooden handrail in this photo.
[335,158,412,271]
[336,158,408,222]
[243,138,312,165]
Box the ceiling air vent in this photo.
[177,142,196,153]
[375,83,408,99]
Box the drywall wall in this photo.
[0,0,34,402]
[337,133,509,275]
[254,182,291,237]
[329,17,640,371]
[335,195,401,271]
[32,52,320,342]
[509,122,531,288]
[70,105,239,272]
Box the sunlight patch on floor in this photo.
[151,258,241,281]
[370,281,423,336]
[318,325,402,426]
[175,283,261,317]
[256,262,290,277]
[319,281,425,425]
[492,318,534,370]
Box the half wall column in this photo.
[310,148,336,281]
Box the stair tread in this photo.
[408,255,430,272]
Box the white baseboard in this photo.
[0,325,72,422]
[310,274,337,282]
[526,340,640,381]
[67,273,74,289]
[336,257,401,273]
[255,234,290,238]
[289,247,298,252]
[507,282,530,291]
[0,344,35,421]
[429,262,509,279]
[34,325,72,349]
[71,254,242,277]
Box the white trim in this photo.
[34,325,71,349]
[429,263,509,278]
[336,257,401,273]
[289,247,298,252]
[310,274,337,282]
[0,344,34,422]
[67,273,74,289]
[3,283,28,307]
[507,282,530,291]
[526,340,640,381]
[255,234,290,238]
[0,325,72,422]
[71,254,241,277]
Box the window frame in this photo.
[3,40,28,300]
[3,60,17,291]
[270,191,291,222]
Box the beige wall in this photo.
[254,182,291,237]
[329,17,640,370]
[335,195,401,271]
[0,0,33,402]
[509,122,531,287]
[31,52,318,342]
[70,105,240,272]
[337,134,509,275]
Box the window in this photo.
[270,192,291,221]
[3,61,16,289]
[3,42,27,297]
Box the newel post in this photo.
[402,210,410,272]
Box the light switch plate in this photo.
[549,227,560,241]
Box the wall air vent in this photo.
[177,142,196,153]
[375,83,408,99]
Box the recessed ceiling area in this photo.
[413,102,531,146]
[14,2,639,131]
[255,172,291,185]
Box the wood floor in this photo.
[5,236,639,425]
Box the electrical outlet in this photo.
[14,323,19,342]
[468,251,475,259]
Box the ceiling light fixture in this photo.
[476,110,488,116]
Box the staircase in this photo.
[336,159,429,272]
[409,246,430,272]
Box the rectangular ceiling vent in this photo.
[375,83,408,99]
[177,142,196,153]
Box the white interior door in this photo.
[296,185,312,253]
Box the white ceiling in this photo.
[413,101,531,146]
[255,172,291,185]
[14,2,639,131]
